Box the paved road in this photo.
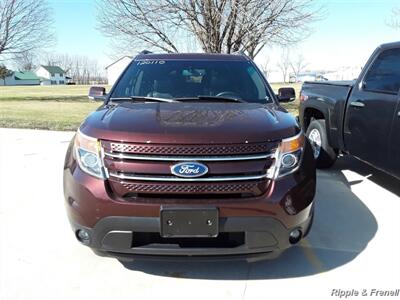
[0,128,399,300]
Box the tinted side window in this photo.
[364,48,400,93]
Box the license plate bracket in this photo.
[160,207,218,238]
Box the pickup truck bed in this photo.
[300,81,354,151]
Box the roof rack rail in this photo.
[138,50,153,55]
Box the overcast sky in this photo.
[48,0,400,70]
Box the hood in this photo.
[80,102,299,144]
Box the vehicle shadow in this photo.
[120,157,380,279]
[334,156,400,197]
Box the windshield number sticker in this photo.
[137,60,166,66]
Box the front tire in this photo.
[306,119,337,168]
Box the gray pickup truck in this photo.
[299,41,400,179]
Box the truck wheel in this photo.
[306,119,337,168]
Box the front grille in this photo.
[113,180,268,198]
[121,181,260,193]
[102,140,277,199]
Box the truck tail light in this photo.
[268,132,304,179]
[300,92,308,102]
[73,129,108,179]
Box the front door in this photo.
[388,97,400,178]
[344,47,400,172]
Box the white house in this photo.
[36,65,66,85]
[0,71,40,86]
[106,56,132,86]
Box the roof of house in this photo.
[40,65,65,74]
[14,71,40,81]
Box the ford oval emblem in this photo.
[171,162,209,178]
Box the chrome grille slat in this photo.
[104,151,273,162]
[109,172,270,182]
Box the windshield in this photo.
[111,59,272,104]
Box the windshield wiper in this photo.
[110,95,244,103]
[174,95,245,103]
[109,96,178,103]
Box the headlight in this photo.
[73,129,108,179]
[269,132,305,179]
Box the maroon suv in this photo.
[63,52,316,260]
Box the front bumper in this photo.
[71,212,313,260]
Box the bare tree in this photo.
[97,0,319,59]
[97,0,180,54]
[41,52,74,74]
[290,53,308,80]
[14,52,37,71]
[260,56,272,79]
[42,52,59,66]
[0,0,54,58]
[388,7,400,29]
[230,1,319,58]
[277,48,291,83]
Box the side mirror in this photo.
[88,86,106,101]
[277,87,296,102]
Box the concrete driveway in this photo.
[0,128,399,300]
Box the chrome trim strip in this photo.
[104,152,273,162]
[109,172,270,182]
